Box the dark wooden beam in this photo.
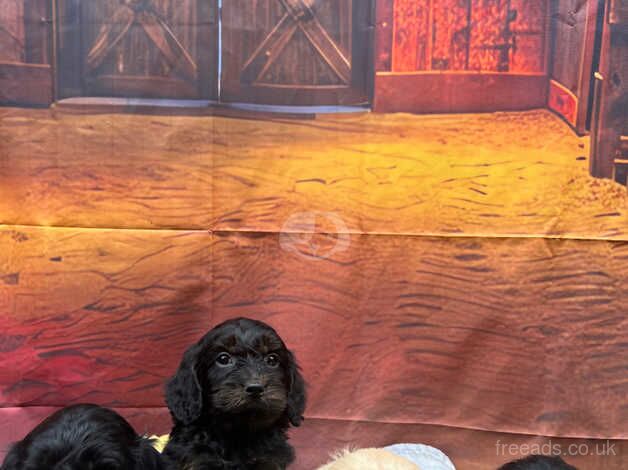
[0,62,52,105]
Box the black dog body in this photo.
[1,404,163,470]
[163,318,306,470]
[166,420,292,470]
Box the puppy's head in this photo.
[0,404,164,470]
[165,317,306,428]
[317,448,420,470]
[498,455,578,470]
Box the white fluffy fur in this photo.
[317,448,421,470]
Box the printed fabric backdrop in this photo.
[0,0,627,469]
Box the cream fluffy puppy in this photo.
[317,448,421,470]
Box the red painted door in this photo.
[374,0,551,114]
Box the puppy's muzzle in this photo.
[245,383,265,397]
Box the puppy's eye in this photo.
[216,353,233,367]
[265,353,280,367]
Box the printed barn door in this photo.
[221,0,372,105]
[57,0,218,99]
[374,0,550,113]
[0,0,52,105]
[548,0,603,134]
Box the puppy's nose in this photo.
[245,383,264,396]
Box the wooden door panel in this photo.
[222,0,371,106]
[548,0,602,134]
[468,0,510,72]
[375,0,548,113]
[510,0,548,73]
[82,0,203,98]
[551,0,588,91]
[57,0,218,100]
[0,1,26,62]
[391,0,547,74]
[0,0,52,105]
[589,2,627,182]
[248,28,347,86]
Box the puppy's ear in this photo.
[285,350,306,427]
[165,343,204,425]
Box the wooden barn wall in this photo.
[0,1,26,63]
[0,0,52,106]
[374,0,549,113]
[589,5,628,181]
[547,0,602,134]
[1,104,627,469]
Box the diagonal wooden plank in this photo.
[242,0,351,85]
[240,13,299,84]
[280,0,324,19]
[280,0,351,84]
[251,26,303,83]
[298,18,351,84]
[86,5,135,71]
[136,11,197,81]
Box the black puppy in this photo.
[498,455,578,470]
[1,404,164,470]
[163,317,306,470]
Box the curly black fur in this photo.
[163,317,306,470]
[498,455,579,470]
[0,404,164,470]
